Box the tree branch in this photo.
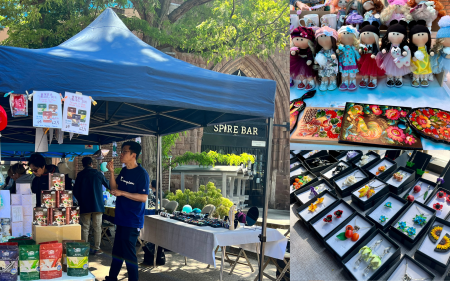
[230,0,235,19]
[167,0,214,23]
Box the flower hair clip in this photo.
[376,165,386,176]
[334,210,343,218]
[434,202,444,211]
[384,202,392,208]
[379,215,388,223]
[344,171,364,186]
[323,214,333,223]
[393,172,404,182]
[437,190,447,199]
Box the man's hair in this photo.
[151,180,157,188]
[28,153,46,168]
[122,141,141,160]
[82,157,93,168]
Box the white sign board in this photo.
[62,92,91,135]
[252,141,266,147]
[33,91,62,128]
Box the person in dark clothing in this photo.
[150,180,164,205]
[28,153,59,207]
[10,163,34,194]
[104,141,150,281]
[74,157,109,255]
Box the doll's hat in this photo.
[409,20,430,35]
[291,27,315,41]
[337,25,360,38]
[387,20,408,34]
[315,26,338,41]
[437,15,450,39]
[360,21,380,36]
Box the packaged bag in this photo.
[39,243,62,279]
[62,240,84,272]
[66,242,89,277]
[19,245,39,280]
[10,94,28,117]
[0,244,19,281]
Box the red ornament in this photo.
[323,215,333,223]
[345,229,353,239]
[0,105,7,131]
[413,185,421,193]
[434,203,444,211]
[334,210,343,218]
[437,191,447,199]
[446,195,450,203]
[351,233,359,241]
[407,195,415,202]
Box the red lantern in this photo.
[0,105,8,131]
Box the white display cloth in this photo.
[17,272,96,280]
[140,215,288,267]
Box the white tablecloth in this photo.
[18,272,96,280]
[140,215,288,267]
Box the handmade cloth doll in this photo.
[358,21,385,89]
[431,16,450,78]
[380,0,413,27]
[336,25,361,91]
[408,0,446,31]
[345,0,364,29]
[360,0,384,26]
[409,20,434,87]
[376,20,411,87]
[290,27,316,90]
[331,0,349,29]
[314,27,339,91]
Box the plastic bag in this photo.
[9,94,28,117]
[19,244,39,280]
[66,242,89,277]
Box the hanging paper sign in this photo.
[9,94,28,117]
[33,91,62,128]
[112,142,118,157]
[62,92,91,135]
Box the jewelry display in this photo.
[433,202,444,211]
[437,190,447,199]
[293,175,312,190]
[334,210,343,218]
[347,151,359,161]
[344,171,365,186]
[362,247,392,276]
[358,180,385,199]
[376,165,387,176]
[336,217,371,242]
[323,214,333,223]
[310,183,326,196]
[402,258,432,281]
[379,215,388,223]
[353,239,383,269]
[429,225,443,243]
[412,205,429,226]
[397,222,417,238]
[384,202,392,208]
[393,172,405,182]
[358,155,370,167]
[308,197,325,212]
[311,158,331,168]
[332,164,346,176]
[436,233,450,252]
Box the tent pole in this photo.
[258,117,273,281]
[155,136,160,211]
[158,135,163,210]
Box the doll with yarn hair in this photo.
[380,0,413,27]
[290,27,316,90]
[376,20,411,87]
[314,27,339,91]
[360,0,384,26]
[409,20,434,87]
[408,0,446,31]
[431,16,450,79]
[331,0,350,29]
[336,25,361,91]
[358,21,385,89]
[345,0,364,29]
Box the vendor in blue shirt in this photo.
[104,141,149,281]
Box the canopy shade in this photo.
[0,8,276,144]
[0,143,99,161]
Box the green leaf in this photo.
[406,161,415,168]
[330,118,339,125]
[424,190,428,200]
[404,193,409,199]
[399,117,407,123]
[364,109,371,115]
[335,127,341,134]
[316,110,326,118]
[337,110,344,116]
[388,120,396,125]
[417,169,425,176]
[380,106,388,110]
[319,131,328,138]
[336,232,348,241]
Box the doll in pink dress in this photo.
[290,27,316,90]
[376,20,411,87]
[380,0,413,27]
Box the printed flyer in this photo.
[32,91,62,128]
[62,92,91,135]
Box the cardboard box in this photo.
[32,224,81,244]
[16,183,31,195]
[21,194,36,206]
[11,221,23,237]
[11,206,23,222]
[11,194,21,205]
[22,205,33,217]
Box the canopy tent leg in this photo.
[258,118,273,281]
[156,136,160,210]
[158,135,163,211]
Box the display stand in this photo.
[341,230,401,281]
[425,188,450,220]
[309,200,357,239]
[388,201,436,249]
[355,151,380,170]
[365,193,409,232]
[334,151,363,166]
[32,224,81,244]
[297,150,328,162]
[386,254,435,281]
[383,167,416,195]
[324,213,376,261]
[365,158,398,181]
[415,216,450,274]
[408,151,433,180]
[332,167,372,198]
[304,154,338,176]
[320,160,353,182]
[296,190,338,229]
[402,178,438,204]
[18,272,96,280]
[290,169,317,204]
[294,179,335,205]
[350,178,389,211]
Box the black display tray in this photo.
[295,190,338,230]
[341,229,401,281]
[424,187,450,221]
[388,201,436,250]
[415,216,450,275]
[365,192,410,232]
[334,150,363,165]
[293,178,336,206]
[320,160,354,182]
[386,254,435,281]
[297,150,329,162]
[290,170,318,205]
[323,212,376,262]
[332,167,373,198]
[328,150,343,159]
[304,154,338,176]
[350,178,390,211]
[403,177,439,203]
[382,166,416,195]
[355,151,381,170]
[408,151,432,180]
[364,157,398,181]
[438,160,450,192]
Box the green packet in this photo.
[66,242,89,277]
[19,245,39,281]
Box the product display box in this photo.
[58,191,73,208]
[355,151,381,170]
[308,199,357,241]
[296,190,338,229]
[365,157,398,181]
[334,151,363,167]
[66,207,80,225]
[49,173,65,191]
[382,166,416,195]
[16,183,31,195]
[304,154,338,175]
[408,151,433,180]
[332,167,372,198]
[294,178,336,206]
[320,160,353,182]
[350,178,389,211]
[341,229,401,281]
[32,224,81,244]
[386,254,435,281]
[52,208,67,226]
[41,191,56,208]
[291,171,318,205]
[424,188,450,220]
[415,216,450,275]
[365,193,410,232]
[403,178,438,204]
[33,207,49,226]
[11,194,21,205]
[323,212,376,262]
[389,201,436,250]
[296,150,329,162]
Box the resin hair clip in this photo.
[308,197,325,212]
[376,165,387,176]
[384,202,392,208]
[379,215,388,223]
[358,181,385,199]
[362,247,392,276]
[354,239,383,269]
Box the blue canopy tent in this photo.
[0,9,276,279]
[0,143,99,161]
